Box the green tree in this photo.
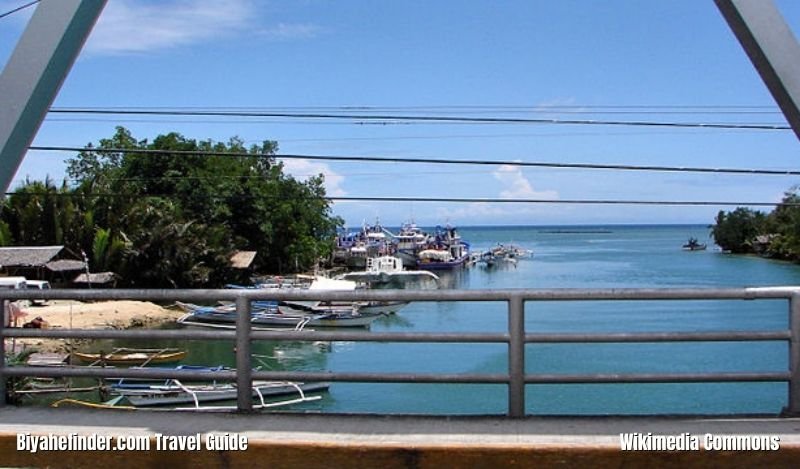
[711,207,766,254]
[54,126,343,285]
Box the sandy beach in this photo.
[6,300,184,353]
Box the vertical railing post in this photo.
[235,295,253,412]
[508,294,525,417]
[788,293,800,415]
[0,298,6,407]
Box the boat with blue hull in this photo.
[176,302,384,328]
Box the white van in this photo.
[0,277,27,290]
[26,280,51,305]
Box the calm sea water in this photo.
[112,225,800,415]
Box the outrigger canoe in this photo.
[72,348,187,366]
[108,380,330,407]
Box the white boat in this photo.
[280,276,409,315]
[391,221,431,268]
[337,256,439,289]
[106,379,330,408]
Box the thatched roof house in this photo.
[73,271,119,287]
[0,246,87,281]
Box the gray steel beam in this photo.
[235,297,253,412]
[507,295,525,418]
[0,0,107,192]
[715,0,800,141]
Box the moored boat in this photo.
[72,348,187,366]
[114,380,330,407]
[682,237,707,251]
[337,256,439,289]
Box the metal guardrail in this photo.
[1,287,799,417]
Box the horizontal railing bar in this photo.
[1,286,799,303]
[2,367,508,384]
[524,372,791,383]
[1,328,496,344]
[3,366,237,381]
[250,331,509,343]
[251,371,510,384]
[4,368,789,385]
[524,331,791,343]
[4,329,787,344]
[1,329,236,340]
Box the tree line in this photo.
[712,189,800,260]
[0,127,343,287]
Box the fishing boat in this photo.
[274,276,411,315]
[176,303,313,329]
[177,301,384,328]
[102,365,233,386]
[478,244,529,268]
[337,255,439,289]
[416,225,471,270]
[682,237,707,251]
[105,379,330,408]
[391,221,431,268]
[72,348,187,366]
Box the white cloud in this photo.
[258,22,321,41]
[279,159,346,197]
[434,202,572,226]
[85,0,318,56]
[493,164,559,199]
[86,0,253,55]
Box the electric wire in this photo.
[3,191,798,207]
[46,108,791,131]
[28,145,800,176]
[0,0,38,20]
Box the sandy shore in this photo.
[6,300,185,354]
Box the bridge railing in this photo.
[1,287,798,417]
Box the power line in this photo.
[0,0,38,20]
[28,145,800,176]
[3,191,797,207]
[48,104,781,111]
[46,108,791,131]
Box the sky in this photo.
[2,0,800,227]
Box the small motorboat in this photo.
[682,237,707,251]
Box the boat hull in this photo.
[116,381,330,407]
[73,350,187,366]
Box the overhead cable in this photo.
[3,192,797,207]
[28,145,800,176]
[46,108,791,131]
[0,0,38,19]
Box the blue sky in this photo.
[2,0,800,226]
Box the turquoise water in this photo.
[123,225,800,415]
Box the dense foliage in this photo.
[0,127,343,287]
[712,189,800,261]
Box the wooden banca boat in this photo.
[72,348,187,366]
